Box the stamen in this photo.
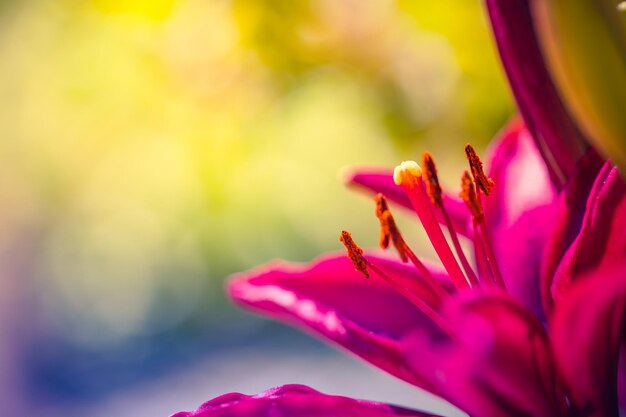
[374,194,450,298]
[339,230,452,335]
[375,194,407,261]
[339,231,369,278]
[440,206,481,287]
[465,144,494,195]
[460,170,483,222]
[394,161,470,289]
[458,172,506,289]
[374,195,392,249]
[422,152,443,208]
[472,228,492,282]
[474,224,506,288]
[422,153,479,286]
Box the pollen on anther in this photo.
[464,144,494,195]
[460,170,483,222]
[374,194,408,262]
[339,230,370,278]
[422,152,443,207]
[374,194,391,249]
[393,161,422,186]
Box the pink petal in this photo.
[171,384,441,417]
[228,253,450,391]
[344,168,412,209]
[551,262,626,417]
[483,118,557,318]
[403,290,566,417]
[551,165,626,303]
[344,169,470,236]
[539,148,605,314]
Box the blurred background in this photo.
[0,0,514,415]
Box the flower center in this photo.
[340,144,506,304]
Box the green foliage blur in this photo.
[0,0,513,355]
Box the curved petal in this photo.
[540,148,604,314]
[228,253,450,391]
[485,0,587,188]
[551,262,626,417]
[344,168,412,210]
[484,118,557,319]
[402,290,566,417]
[344,169,470,236]
[551,165,626,304]
[171,384,441,417]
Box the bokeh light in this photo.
[0,1,513,415]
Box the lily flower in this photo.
[173,1,626,416]
[174,120,626,417]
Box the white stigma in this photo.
[393,161,422,186]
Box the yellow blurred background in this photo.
[0,0,513,415]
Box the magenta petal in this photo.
[551,263,626,417]
[228,253,449,391]
[540,148,604,313]
[345,168,412,209]
[485,0,587,188]
[483,118,557,318]
[171,384,441,417]
[403,290,565,417]
[551,165,626,303]
[345,169,470,236]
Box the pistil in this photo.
[393,162,470,289]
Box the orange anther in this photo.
[339,230,369,278]
[422,152,443,208]
[374,194,408,262]
[464,144,494,195]
[460,170,483,222]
